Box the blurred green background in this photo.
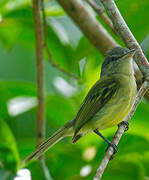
[0,0,149,179]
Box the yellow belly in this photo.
[88,75,136,131]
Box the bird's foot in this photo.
[72,134,82,143]
[106,142,118,160]
[106,142,118,154]
[118,121,129,132]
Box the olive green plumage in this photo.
[23,46,137,164]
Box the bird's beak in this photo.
[122,49,136,59]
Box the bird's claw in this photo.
[118,121,129,131]
[105,142,118,160]
[106,142,118,154]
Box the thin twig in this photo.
[95,81,149,179]
[57,0,117,55]
[86,0,116,35]
[46,47,80,81]
[40,159,53,180]
[40,0,80,81]
[41,0,47,47]
[32,0,45,155]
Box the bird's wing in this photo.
[73,77,119,137]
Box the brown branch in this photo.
[40,0,80,81]
[57,0,117,55]
[32,0,45,153]
[94,0,149,179]
[86,0,116,35]
[95,81,149,179]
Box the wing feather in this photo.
[73,78,119,137]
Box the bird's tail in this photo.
[23,120,74,165]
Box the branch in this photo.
[40,2,80,81]
[32,0,45,153]
[94,0,149,178]
[95,81,149,179]
[101,0,149,77]
[86,0,116,35]
[57,0,117,55]
[40,158,53,180]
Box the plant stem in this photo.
[32,0,45,154]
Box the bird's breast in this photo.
[91,74,137,130]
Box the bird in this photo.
[23,46,137,164]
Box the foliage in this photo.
[0,0,149,179]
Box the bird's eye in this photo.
[111,57,116,61]
[110,55,120,62]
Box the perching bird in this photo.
[24,46,137,164]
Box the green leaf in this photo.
[0,118,20,172]
[46,16,82,76]
[44,1,65,16]
[0,7,34,50]
[103,157,145,180]
[0,169,15,180]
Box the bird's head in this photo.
[101,46,136,76]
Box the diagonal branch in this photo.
[32,0,45,156]
[101,0,149,77]
[94,0,149,179]
[95,81,149,179]
[86,0,116,35]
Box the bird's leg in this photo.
[118,121,129,131]
[72,134,82,143]
[94,129,117,154]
